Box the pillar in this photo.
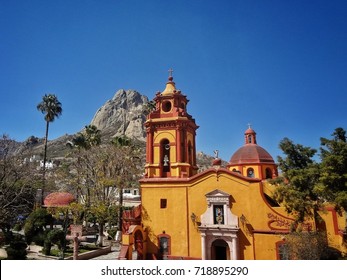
[201,233,206,260]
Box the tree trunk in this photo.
[97,223,104,246]
[41,121,50,205]
[118,185,123,232]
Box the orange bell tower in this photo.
[144,70,199,178]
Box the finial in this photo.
[213,150,219,159]
[168,68,174,81]
[247,123,252,129]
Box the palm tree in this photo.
[84,125,101,148]
[37,94,62,202]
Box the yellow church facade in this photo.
[120,74,346,260]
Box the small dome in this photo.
[229,145,275,164]
[44,192,75,207]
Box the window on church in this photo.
[161,139,170,174]
[265,168,272,179]
[247,168,255,178]
[277,243,289,260]
[213,205,224,225]
[162,101,172,113]
[248,135,252,143]
[158,234,171,257]
[160,199,167,209]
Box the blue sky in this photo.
[1,0,346,162]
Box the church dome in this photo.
[229,126,275,165]
[229,144,275,164]
[44,192,75,207]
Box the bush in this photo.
[107,228,117,239]
[32,232,45,246]
[13,223,22,232]
[5,235,27,260]
[42,229,65,255]
[24,208,53,245]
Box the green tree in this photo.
[68,125,101,150]
[36,94,62,201]
[24,208,53,245]
[273,137,320,222]
[61,137,142,245]
[318,128,347,210]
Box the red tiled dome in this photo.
[229,144,275,164]
[44,192,75,207]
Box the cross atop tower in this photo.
[247,123,252,129]
[168,68,174,78]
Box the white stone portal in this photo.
[198,189,239,260]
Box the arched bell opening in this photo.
[160,139,170,177]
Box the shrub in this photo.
[5,235,27,260]
[42,229,65,255]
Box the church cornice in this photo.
[145,118,199,130]
[140,167,262,184]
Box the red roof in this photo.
[44,192,75,207]
[229,144,275,164]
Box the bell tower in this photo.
[144,71,199,178]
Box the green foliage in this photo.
[36,94,63,123]
[107,228,117,239]
[277,137,317,174]
[42,229,65,255]
[5,235,27,260]
[274,138,320,222]
[111,135,132,147]
[274,128,347,222]
[318,127,347,211]
[69,125,101,150]
[24,208,53,244]
[60,137,142,235]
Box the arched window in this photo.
[247,168,255,178]
[158,233,171,259]
[276,241,289,260]
[161,139,170,175]
[266,168,272,179]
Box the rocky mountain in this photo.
[90,89,148,142]
[3,89,225,170]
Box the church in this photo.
[119,73,347,260]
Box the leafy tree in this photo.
[318,127,347,212]
[5,235,27,260]
[273,137,320,222]
[60,136,142,245]
[67,125,101,150]
[24,208,53,245]
[83,125,101,148]
[36,94,62,201]
[42,229,65,256]
[0,135,37,242]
